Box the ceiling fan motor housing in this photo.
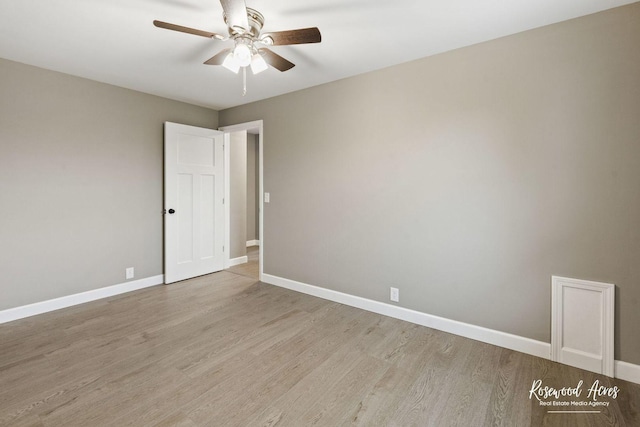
[224,7,264,38]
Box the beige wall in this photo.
[220,4,640,364]
[0,58,218,310]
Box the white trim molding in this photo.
[246,240,260,247]
[615,360,640,384]
[0,275,164,324]
[223,131,232,269]
[551,276,615,377]
[262,274,551,359]
[228,256,248,267]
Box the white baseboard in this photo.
[246,240,260,247]
[262,274,550,359]
[0,275,164,324]
[615,360,640,384]
[228,256,249,267]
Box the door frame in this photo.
[219,120,264,280]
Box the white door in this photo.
[164,122,224,284]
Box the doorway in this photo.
[219,120,264,281]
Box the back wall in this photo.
[220,3,640,365]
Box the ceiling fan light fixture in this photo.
[222,53,240,73]
[232,40,252,67]
[250,53,268,74]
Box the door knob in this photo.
[168,209,176,214]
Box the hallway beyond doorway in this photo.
[226,245,259,280]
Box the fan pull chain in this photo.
[242,67,247,97]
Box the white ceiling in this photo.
[0,0,636,110]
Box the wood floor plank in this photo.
[390,364,455,426]
[225,246,260,279]
[186,307,377,425]
[152,412,198,427]
[39,366,188,426]
[430,371,494,427]
[346,364,421,426]
[1,414,44,427]
[484,349,520,426]
[244,347,369,426]
[1,254,639,426]
[297,353,390,426]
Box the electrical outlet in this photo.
[390,287,399,302]
[264,192,270,203]
[126,267,134,280]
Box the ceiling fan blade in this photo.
[262,27,321,45]
[153,20,225,40]
[204,49,232,65]
[259,48,295,72]
[220,0,249,32]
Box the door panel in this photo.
[165,122,224,284]
[200,174,216,259]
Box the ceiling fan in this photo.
[153,0,321,75]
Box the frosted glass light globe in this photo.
[233,43,252,67]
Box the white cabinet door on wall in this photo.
[164,122,225,284]
[551,276,615,376]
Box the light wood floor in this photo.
[225,245,260,280]
[1,253,638,426]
